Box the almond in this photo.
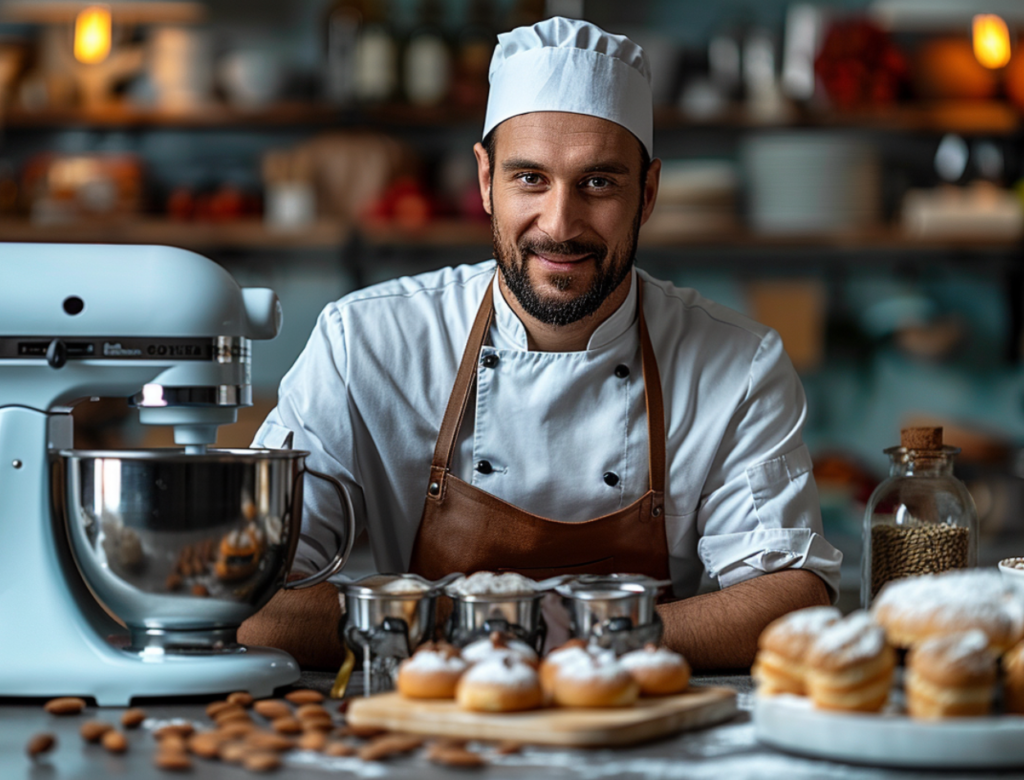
[26,733,56,758]
[300,716,334,732]
[283,689,323,705]
[494,740,522,755]
[227,691,254,707]
[357,734,425,761]
[44,697,86,715]
[219,740,248,763]
[428,745,486,767]
[121,708,147,728]
[80,720,114,742]
[187,731,224,758]
[153,723,194,740]
[158,734,188,753]
[245,731,294,752]
[153,750,192,771]
[214,708,251,726]
[270,716,302,735]
[218,721,256,739]
[205,700,235,717]
[323,741,356,757]
[297,730,327,752]
[243,751,282,772]
[253,699,292,720]
[295,703,328,719]
[101,730,128,754]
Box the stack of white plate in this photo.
[741,132,881,234]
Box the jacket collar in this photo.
[490,265,638,352]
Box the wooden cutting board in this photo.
[346,685,737,747]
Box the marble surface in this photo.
[4,672,1023,779]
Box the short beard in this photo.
[491,200,642,327]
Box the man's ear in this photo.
[473,142,492,216]
[639,157,661,227]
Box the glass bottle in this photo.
[861,426,978,608]
[403,0,452,107]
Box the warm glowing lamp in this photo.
[74,5,112,65]
[973,14,1011,70]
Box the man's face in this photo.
[474,113,659,327]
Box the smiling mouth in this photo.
[532,253,593,269]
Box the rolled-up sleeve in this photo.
[695,330,842,600]
[253,303,366,579]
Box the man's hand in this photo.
[657,569,831,671]
[237,579,345,671]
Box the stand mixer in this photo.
[0,243,353,705]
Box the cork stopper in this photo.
[901,427,943,450]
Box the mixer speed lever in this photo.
[46,339,67,369]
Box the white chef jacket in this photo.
[253,260,842,600]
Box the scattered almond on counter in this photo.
[295,703,328,719]
[121,708,147,728]
[187,731,223,759]
[245,730,294,752]
[494,740,523,755]
[357,733,425,761]
[153,723,195,740]
[323,740,356,757]
[80,720,114,742]
[243,751,282,772]
[218,721,256,739]
[270,716,302,734]
[214,707,250,726]
[284,689,324,705]
[219,740,248,763]
[253,699,291,720]
[44,697,85,715]
[153,749,192,771]
[297,730,328,752]
[206,700,235,717]
[101,730,128,754]
[427,744,486,768]
[26,733,56,758]
[227,691,254,707]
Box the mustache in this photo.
[518,237,607,260]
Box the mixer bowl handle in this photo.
[283,467,356,590]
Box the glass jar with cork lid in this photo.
[861,426,978,608]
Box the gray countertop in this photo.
[3,672,1021,779]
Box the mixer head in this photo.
[0,243,281,447]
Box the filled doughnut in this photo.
[905,630,996,719]
[872,569,1024,653]
[1003,639,1024,714]
[753,606,842,696]
[461,631,539,668]
[551,649,639,708]
[455,655,543,713]
[538,639,594,701]
[806,611,895,713]
[396,642,468,700]
[619,644,691,696]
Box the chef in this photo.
[240,17,842,671]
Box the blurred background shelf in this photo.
[0,217,350,250]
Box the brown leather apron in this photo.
[408,275,671,582]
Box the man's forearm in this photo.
[657,569,831,671]
[237,581,344,671]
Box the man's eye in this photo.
[584,176,612,189]
[517,173,543,186]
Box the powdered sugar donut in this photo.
[806,611,895,713]
[551,650,639,708]
[872,570,1024,653]
[462,631,539,668]
[455,655,543,712]
[396,642,468,700]
[753,606,843,696]
[905,630,996,718]
[620,643,691,696]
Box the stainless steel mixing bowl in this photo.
[555,574,672,652]
[54,448,354,652]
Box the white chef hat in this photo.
[483,17,654,157]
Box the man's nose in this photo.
[535,184,584,244]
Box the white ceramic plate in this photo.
[754,693,1024,769]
